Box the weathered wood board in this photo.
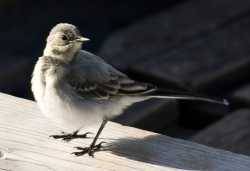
[99,0,250,129]
[192,109,250,156]
[99,0,250,93]
[1,93,250,171]
[232,85,250,107]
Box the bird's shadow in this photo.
[104,134,214,170]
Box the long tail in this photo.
[146,88,229,106]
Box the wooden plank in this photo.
[114,99,179,133]
[99,0,250,93]
[231,84,250,108]
[99,0,250,69]
[178,101,229,129]
[99,0,250,128]
[0,93,250,170]
[0,58,32,98]
[131,16,250,93]
[192,109,250,156]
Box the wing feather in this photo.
[66,50,156,100]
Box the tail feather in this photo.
[146,88,229,106]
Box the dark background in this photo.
[1,0,250,156]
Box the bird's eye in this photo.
[62,35,68,41]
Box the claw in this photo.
[72,141,107,157]
[74,146,85,150]
[82,132,93,137]
[50,131,92,142]
[72,149,88,156]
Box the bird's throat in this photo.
[43,44,76,63]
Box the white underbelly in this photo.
[35,76,147,131]
[41,87,103,131]
[40,89,144,131]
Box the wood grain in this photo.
[0,92,250,171]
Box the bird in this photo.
[31,23,229,157]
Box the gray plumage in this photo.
[31,23,228,132]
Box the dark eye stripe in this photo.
[62,35,68,40]
[64,29,78,40]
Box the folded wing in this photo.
[66,51,156,100]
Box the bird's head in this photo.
[43,23,89,62]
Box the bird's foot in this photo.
[50,131,92,142]
[72,141,107,157]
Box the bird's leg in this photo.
[50,130,92,142]
[72,119,108,157]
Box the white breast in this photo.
[31,59,102,131]
[31,58,46,109]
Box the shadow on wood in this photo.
[108,135,218,170]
